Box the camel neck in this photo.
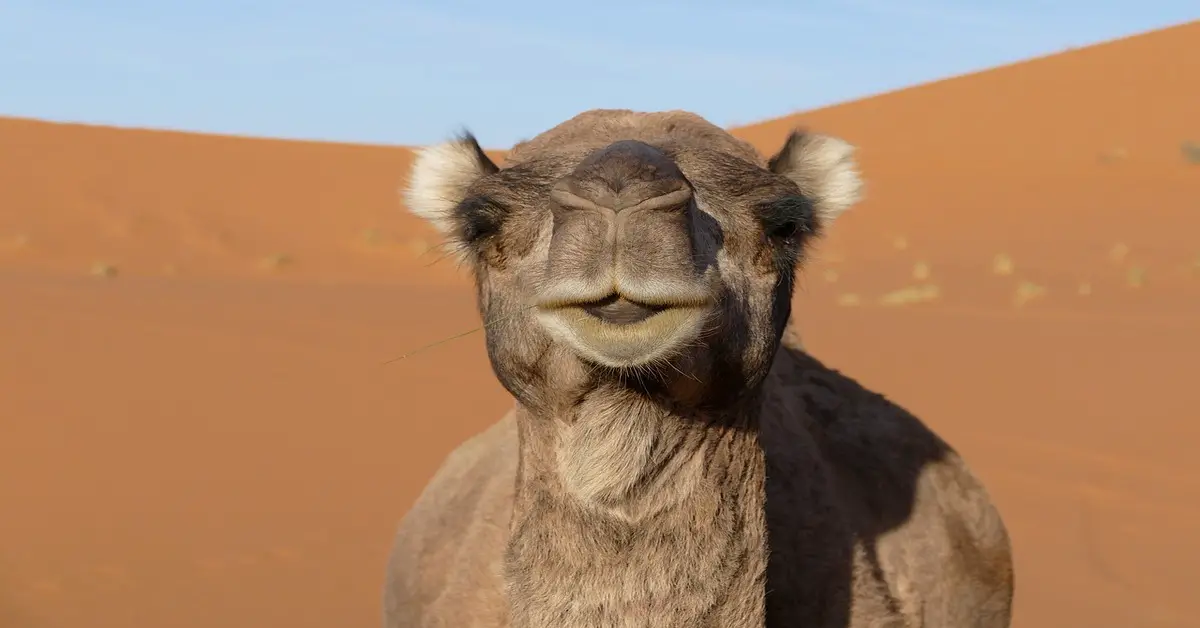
[503,397,768,627]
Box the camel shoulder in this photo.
[763,346,953,484]
[394,409,518,546]
[384,411,518,627]
[764,346,1012,584]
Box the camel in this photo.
[384,109,1014,627]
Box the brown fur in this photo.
[386,109,1013,627]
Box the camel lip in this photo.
[580,295,669,326]
[533,303,711,368]
[535,292,713,314]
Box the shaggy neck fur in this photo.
[503,384,768,628]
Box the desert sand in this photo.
[2,19,1199,628]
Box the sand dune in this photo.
[0,120,460,285]
[736,20,1200,278]
[2,19,1199,628]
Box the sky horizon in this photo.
[2,2,1196,148]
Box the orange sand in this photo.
[2,20,1199,628]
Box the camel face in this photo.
[533,139,718,370]
[404,110,862,405]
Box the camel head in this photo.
[404,110,862,410]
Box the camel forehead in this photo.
[504,109,764,167]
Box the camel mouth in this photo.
[577,294,669,326]
[536,291,712,316]
[534,293,713,368]
[536,293,712,329]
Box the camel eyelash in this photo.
[455,195,509,244]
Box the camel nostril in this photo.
[581,295,668,325]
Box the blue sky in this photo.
[1,1,1195,147]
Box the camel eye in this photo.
[760,195,814,242]
[767,219,799,240]
[456,195,508,244]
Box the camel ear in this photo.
[403,132,499,235]
[767,130,863,227]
